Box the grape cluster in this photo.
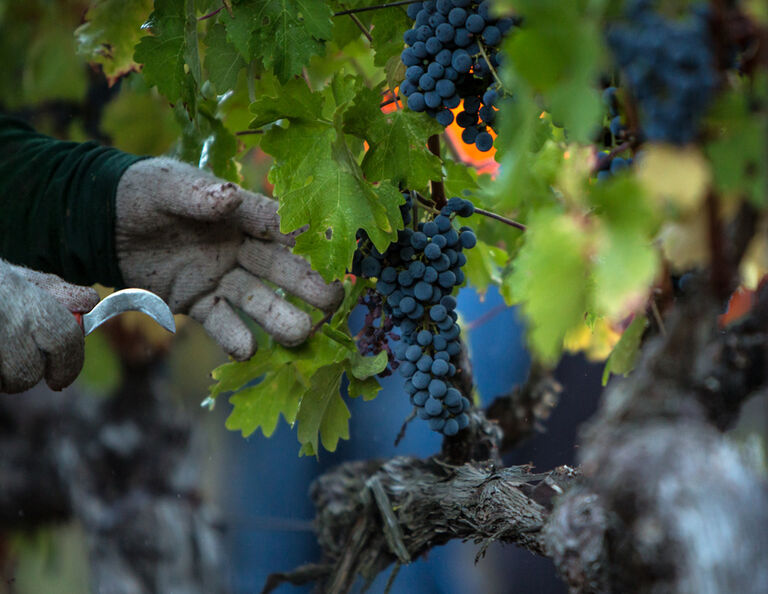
[606,0,716,145]
[399,1,518,152]
[353,196,477,436]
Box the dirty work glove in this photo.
[116,158,344,361]
[0,259,100,394]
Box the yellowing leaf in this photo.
[75,0,153,83]
[657,211,710,273]
[507,210,590,365]
[740,223,768,289]
[602,314,649,385]
[564,316,622,362]
[592,229,658,319]
[636,144,711,215]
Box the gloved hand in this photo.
[116,158,344,361]
[0,259,100,393]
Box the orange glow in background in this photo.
[382,89,499,178]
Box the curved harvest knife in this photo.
[73,289,176,335]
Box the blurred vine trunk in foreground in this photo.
[0,320,227,594]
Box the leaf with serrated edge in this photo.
[344,85,443,190]
[225,365,303,437]
[75,0,152,83]
[263,120,403,281]
[134,0,198,107]
[223,0,332,82]
[204,23,244,93]
[296,364,350,455]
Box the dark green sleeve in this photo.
[0,115,146,287]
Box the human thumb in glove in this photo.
[116,158,345,361]
[0,259,100,393]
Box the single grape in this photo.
[436,108,454,126]
[417,329,433,346]
[454,27,471,46]
[431,358,450,377]
[436,79,456,98]
[451,49,472,72]
[448,7,467,26]
[443,418,459,436]
[475,131,494,151]
[425,243,442,260]
[414,281,433,301]
[459,229,477,248]
[413,390,429,406]
[412,370,431,389]
[425,397,444,416]
[425,91,442,109]
[399,361,416,378]
[430,304,448,322]
[417,353,434,372]
[408,92,426,112]
[439,270,457,288]
[482,25,501,45]
[428,378,447,398]
[466,13,485,33]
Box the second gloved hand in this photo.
[115,158,344,361]
[0,259,100,393]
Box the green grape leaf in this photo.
[463,240,508,294]
[75,0,153,84]
[706,89,768,207]
[592,230,658,319]
[443,158,480,199]
[506,210,589,364]
[344,85,443,190]
[369,5,410,66]
[134,0,200,110]
[174,104,239,181]
[204,23,245,93]
[296,363,350,455]
[249,78,326,128]
[348,350,388,380]
[347,372,383,401]
[501,1,603,143]
[384,55,406,97]
[602,314,648,385]
[223,0,333,82]
[209,348,273,398]
[225,364,304,437]
[259,80,404,280]
[589,177,659,318]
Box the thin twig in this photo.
[310,311,335,338]
[477,42,504,91]
[394,409,417,447]
[415,192,526,230]
[384,563,402,594]
[349,12,373,42]
[380,96,401,109]
[333,0,421,17]
[198,5,223,20]
[474,207,526,231]
[235,129,264,136]
[465,303,508,331]
[591,141,633,174]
